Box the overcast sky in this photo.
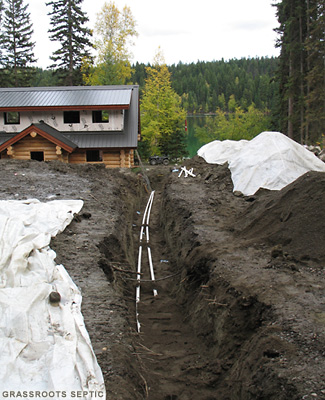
[29,0,280,69]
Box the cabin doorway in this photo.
[30,151,44,161]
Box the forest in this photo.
[132,57,279,115]
[30,56,279,115]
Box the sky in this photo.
[29,0,280,69]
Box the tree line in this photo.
[132,57,279,114]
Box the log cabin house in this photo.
[0,85,140,168]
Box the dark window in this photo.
[30,151,44,161]
[64,111,80,124]
[4,111,20,125]
[86,150,103,162]
[92,110,109,123]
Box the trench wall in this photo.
[159,178,299,400]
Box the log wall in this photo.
[1,132,135,168]
[7,134,69,162]
[69,151,87,164]
[70,149,134,168]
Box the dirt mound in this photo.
[238,171,325,262]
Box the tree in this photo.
[0,0,4,66]
[274,0,324,144]
[195,104,271,143]
[166,57,279,115]
[140,49,188,160]
[305,0,325,143]
[83,1,137,86]
[46,0,93,86]
[1,0,36,86]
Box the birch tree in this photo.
[83,1,137,85]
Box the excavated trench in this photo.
[96,165,300,400]
[2,160,324,399]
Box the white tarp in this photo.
[197,139,248,164]
[198,131,325,196]
[0,199,105,400]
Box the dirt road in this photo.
[0,158,324,399]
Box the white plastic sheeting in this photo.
[198,139,248,165]
[0,199,105,399]
[198,131,325,196]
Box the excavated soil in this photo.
[0,158,324,400]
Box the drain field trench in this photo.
[2,160,323,399]
[132,185,220,400]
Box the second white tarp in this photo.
[198,131,325,195]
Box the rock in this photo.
[271,245,283,258]
[49,291,61,305]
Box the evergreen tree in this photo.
[165,57,279,115]
[274,0,324,144]
[140,50,187,160]
[305,0,325,143]
[1,0,36,86]
[0,0,4,67]
[274,0,306,142]
[46,0,93,86]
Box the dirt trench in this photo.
[1,159,324,399]
[98,161,325,400]
[95,165,300,400]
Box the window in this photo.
[4,111,20,125]
[86,150,103,162]
[64,111,80,124]
[30,151,44,161]
[92,110,109,123]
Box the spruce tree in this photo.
[1,0,36,87]
[274,0,324,144]
[274,0,305,141]
[46,0,93,86]
[0,0,4,66]
[305,0,325,143]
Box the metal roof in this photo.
[0,86,134,109]
[34,123,77,149]
[63,131,137,149]
[0,86,140,151]
[0,133,15,146]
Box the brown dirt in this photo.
[0,158,324,400]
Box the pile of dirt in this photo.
[237,170,325,262]
[157,157,325,399]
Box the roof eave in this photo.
[0,125,76,153]
[0,104,130,112]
